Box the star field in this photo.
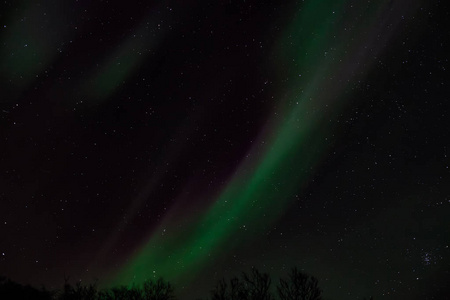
[1,0,449,299]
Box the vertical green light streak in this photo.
[109,0,394,288]
[81,22,160,102]
[0,1,73,94]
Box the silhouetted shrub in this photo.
[209,268,273,300]
[97,284,142,300]
[276,268,321,300]
[143,277,175,300]
[0,276,52,300]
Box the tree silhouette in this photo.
[209,268,273,300]
[54,276,174,300]
[142,277,175,300]
[98,284,142,300]
[210,278,228,300]
[0,266,328,300]
[242,268,273,300]
[276,268,321,300]
[56,275,98,300]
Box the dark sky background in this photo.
[1,0,449,299]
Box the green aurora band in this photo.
[80,19,161,102]
[107,0,418,289]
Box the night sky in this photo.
[1,0,449,299]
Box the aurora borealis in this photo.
[1,0,449,299]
